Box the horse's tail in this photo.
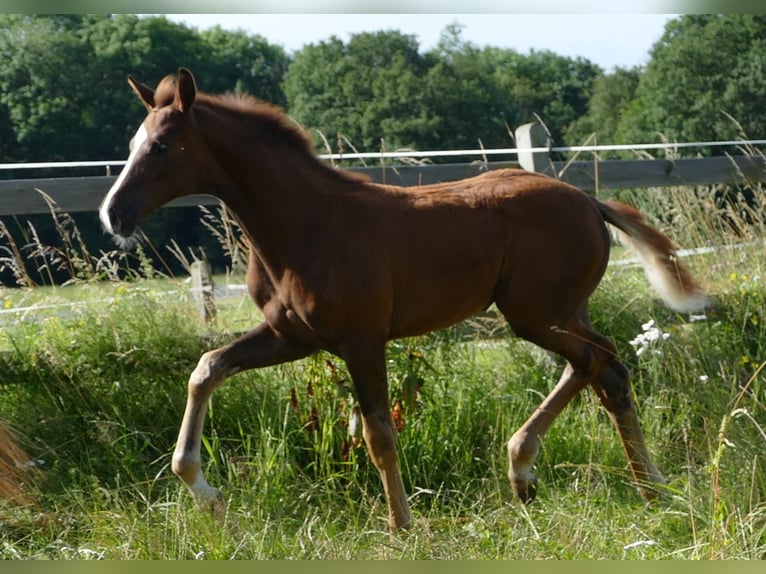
[597,199,710,313]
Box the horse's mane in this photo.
[153,75,367,185]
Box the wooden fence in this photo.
[2,123,765,217]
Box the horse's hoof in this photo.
[194,487,225,520]
[637,481,666,502]
[512,476,538,504]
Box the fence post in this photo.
[515,122,551,174]
[190,259,216,325]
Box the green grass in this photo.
[0,183,765,559]
[0,241,764,559]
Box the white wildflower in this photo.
[623,539,657,550]
[629,319,670,356]
[60,546,106,560]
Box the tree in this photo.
[423,25,601,151]
[284,30,436,152]
[197,26,289,106]
[0,14,290,167]
[0,15,93,163]
[565,66,641,147]
[491,48,601,147]
[285,24,601,155]
[421,26,511,152]
[617,15,766,150]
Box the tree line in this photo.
[1,14,765,284]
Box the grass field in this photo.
[0,184,764,559]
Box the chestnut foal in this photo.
[99,68,707,530]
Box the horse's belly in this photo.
[388,274,496,339]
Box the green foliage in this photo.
[565,66,641,147]
[485,47,601,147]
[3,14,766,165]
[283,31,437,153]
[563,15,766,150]
[0,16,94,164]
[284,24,601,154]
[613,15,766,148]
[418,26,510,152]
[0,15,288,171]
[197,27,289,106]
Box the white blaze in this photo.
[99,123,148,234]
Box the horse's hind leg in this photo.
[591,357,666,499]
[506,360,588,501]
[568,310,666,498]
[501,305,617,502]
[502,304,664,502]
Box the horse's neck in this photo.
[198,113,335,274]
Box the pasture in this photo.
[0,177,764,559]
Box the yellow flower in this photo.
[3,299,12,309]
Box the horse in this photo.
[99,68,709,531]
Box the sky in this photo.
[163,13,679,71]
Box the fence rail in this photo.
[2,124,765,217]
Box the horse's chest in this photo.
[250,268,330,341]
[257,292,316,343]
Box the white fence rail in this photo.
[1,124,765,217]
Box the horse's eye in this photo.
[150,139,168,154]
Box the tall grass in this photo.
[0,175,764,559]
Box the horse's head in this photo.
[99,68,201,238]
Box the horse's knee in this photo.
[605,357,629,384]
[593,359,635,414]
[189,350,225,395]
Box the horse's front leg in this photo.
[340,337,411,531]
[172,322,314,511]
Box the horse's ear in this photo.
[175,68,197,113]
[127,75,155,112]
